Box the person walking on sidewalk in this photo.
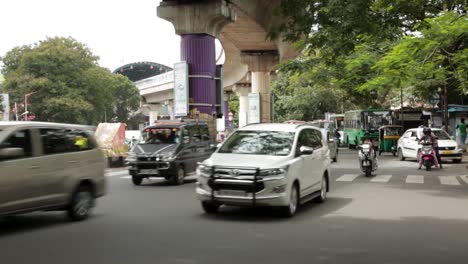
[456,118,467,152]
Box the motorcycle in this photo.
[358,143,377,177]
[419,142,437,171]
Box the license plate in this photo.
[363,161,370,166]
[216,190,246,197]
[441,150,453,155]
[139,169,158,174]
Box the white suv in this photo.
[196,123,330,217]
[397,127,463,163]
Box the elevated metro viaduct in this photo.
[137,0,298,126]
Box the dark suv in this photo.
[127,121,216,185]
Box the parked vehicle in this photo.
[0,121,106,221]
[358,143,377,177]
[321,127,338,162]
[329,114,344,146]
[196,123,330,217]
[378,125,403,156]
[397,128,463,163]
[344,109,393,149]
[126,120,216,185]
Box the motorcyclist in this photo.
[418,127,440,169]
[360,131,377,157]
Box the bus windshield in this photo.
[363,111,392,131]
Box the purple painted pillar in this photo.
[181,34,216,115]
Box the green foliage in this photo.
[228,94,239,127]
[365,11,468,99]
[271,2,467,115]
[271,0,466,62]
[0,37,140,125]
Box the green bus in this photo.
[343,109,393,148]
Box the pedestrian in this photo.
[456,118,467,152]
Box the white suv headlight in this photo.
[259,167,288,177]
[196,164,213,177]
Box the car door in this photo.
[32,127,70,206]
[177,125,197,172]
[400,131,413,157]
[0,128,41,214]
[295,129,322,196]
[309,129,326,192]
[406,131,419,158]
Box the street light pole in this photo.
[24,92,36,121]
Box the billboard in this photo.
[0,93,9,121]
[173,62,189,117]
[248,92,261,124]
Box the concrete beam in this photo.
[157,0,236,38]
[240,50,279,72]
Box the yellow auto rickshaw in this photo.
[378,125,403,156]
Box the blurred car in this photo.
[397,127,463,163]
[0,121,106,221]
[196,123,330,217]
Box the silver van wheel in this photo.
[68,186,94,221]
[281,183,299,217]
[315,176,328,203]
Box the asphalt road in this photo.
[1,148,468,264]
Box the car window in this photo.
[219,130,294,156]
[297,129,322,153]
[190,126,201,142]
[140,127,180,144]
[0,129,33,161]
[199,125,210,141]
[40,128,94,155]
[410,131,417,138]
[310,130,323,149]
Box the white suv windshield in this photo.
[219,130,294,156]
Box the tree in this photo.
[270,0,466,62]
[0,37,140,124]
[270,1,467,115]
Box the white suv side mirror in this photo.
[299,146,314,155]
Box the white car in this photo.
[196,123,330,217]
[397,128,463,163]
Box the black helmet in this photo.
[423,127,431,135]
[364,131,370,136]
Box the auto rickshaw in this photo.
[378,125,403,156]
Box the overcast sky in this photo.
[0,0,181,72]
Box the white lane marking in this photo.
[105,170,129,177]
[439,176,461,185]
[336,174,359,182]
[406,175,424,184]
[370,175,392,183]
[459,175,468,185]
[120,175,198,180]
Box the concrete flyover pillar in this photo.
[157,0,235,116]
[241,51,279,123]
[232,84,251,128]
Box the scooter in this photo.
[358,143,377,177]
[420,142,437,171]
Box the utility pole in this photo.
[400,85,404,129]
[443,84,449,133]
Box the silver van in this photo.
[0,121,106,221]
